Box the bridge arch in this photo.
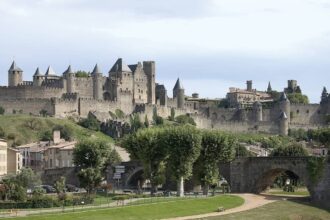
[124,167,144,188]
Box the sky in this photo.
[0,0,330,103]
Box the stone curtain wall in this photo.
[0,98,54,115]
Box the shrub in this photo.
[79,115,100,131]
[175,115,196,126]
[0,106,4,115]
[0,127,5,138]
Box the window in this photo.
[306,110,309,114]
[296,110,299,114]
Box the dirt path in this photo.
[164,194,282,220]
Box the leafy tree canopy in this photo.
[287,93,309,104]
[175,115,196,126]
[270,143,309,157]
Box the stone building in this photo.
[0,59,329,136]
[0,139,7,176]
[226,80,273,107]
[7,147,22,174]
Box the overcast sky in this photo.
[0,0,329,102]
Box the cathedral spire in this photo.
[267,81,272,93]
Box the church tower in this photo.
[8,61,23,87]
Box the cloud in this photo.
[0,0,329,103]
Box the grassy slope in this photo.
[7,195,243,220]
[0,115,113,145]
[207,200,330,220]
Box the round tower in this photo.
[253,101,263,122]
[279,92,291,123]
[64,65,75,93]
[173,78,185,108]
[279,111,289,136]
[92,64,103,100]
[8,61,23,87]
[33,67,43,86]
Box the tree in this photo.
[144,115,149,128]
[24,118,42,130]
[75,71,90,77]
[218,98,230,108]
[129,114,144,133]
[115,109,125,119]
[194,131,234,195]
[169,108,176,121]
[0,126,5,138]
[271,143,309,157]
[163,125,202,196]
[122,128,168,195]
[39,109,48,117]
[79,114,100,131]
[287,93,309,104]
[235,144,255,157]
[73,139,112,194]
[175,115,196,126]
[15,168,42,189]
[54,176,66,201]
[39,130,53,141]
[0,106,4,115]
[78,168,103,195]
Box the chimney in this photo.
[53,130,61,144]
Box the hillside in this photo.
[0,115,113,146]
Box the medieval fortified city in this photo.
[0,1,329,220]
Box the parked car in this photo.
[40,185,56,193]
[66,184,79,192]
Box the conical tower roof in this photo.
[33,67,42,76]
[92,64,102,75]
[279,111,288,119]
[109,58,132,73]
[322,86,328,95]
[280,92,289,102]
[8,61,23,72]
[45,66,56,76]
[267,81,272,92]
[173,78,183,90]
[66,65,74,74]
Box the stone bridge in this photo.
[220,156,330,209]
[115,157,330,209]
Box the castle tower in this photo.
[173,78,185,108]
[279,111,288,136]
[267,81,272,93]
[8,61,23,87]
[246,80,253,91]
[33,67,43,86]
[92,64,103,100]
[253,101,263,122]
[279,92,290,123]
[63,65,75,93]
[143,61,156,104]
[109,58,133,102]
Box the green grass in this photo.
[5,195,244,220]
[0,115,113,145]
[206,199,330,220]
[268,190,310,196]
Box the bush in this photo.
[0,106,4,115]
[271,143,309,157]
[175,115,196,126]
[79,115,100,131]
[39,130,53,141]
[0,127,5,138]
